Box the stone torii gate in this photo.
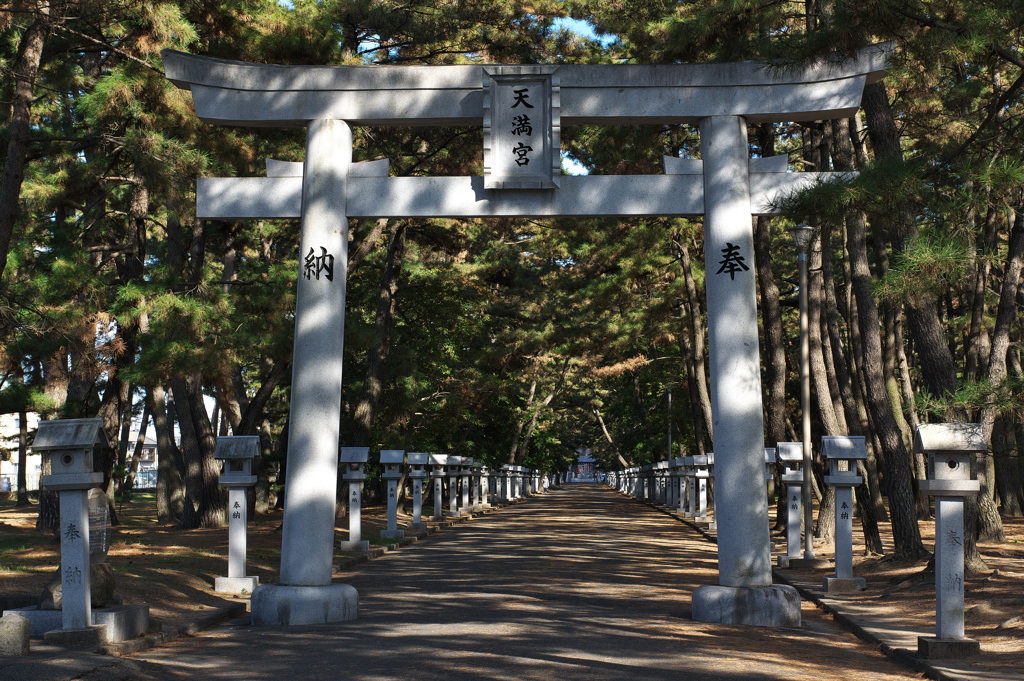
[163,45,890,627]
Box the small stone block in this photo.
[406,522,428,532]
[379,529,405,539]
[784,557,833,569]
[338,540,370,552]
[215,576,260,595]
[251,584,358,626]
[3,607,61,635]
[917,636,981,659]
[43,624,107,647]
[93,605,150,642]
[691,584,801,627]
[823,577,867,592]
[0,613,30,655]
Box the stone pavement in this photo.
[4,484,1016,681]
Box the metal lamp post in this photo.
[788,223,817,560]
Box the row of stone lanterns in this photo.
[608,456,714,525]
[4,418,559,645]
[606,420,985,660]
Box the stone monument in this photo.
[775,442,804,568]
[429,453,447,521]
[338,447,370,552]
[380,450,406,539]
[914,424,983,659]
[406,452,429,532]
[820,436,867,592]
[214,436,260,595]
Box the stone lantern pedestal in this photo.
[407,453,429,532]
[214,436,261,595]
[338,447,370,552]
[915,424,984,659]
[4,419,150,644]
[820,436,867,592]
[380,450,406,539]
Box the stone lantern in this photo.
[692,455,711,522]
[459,457,474,513]
[914,423,983,659]
[339,447,370,552]
[380,450,405,539]
[445,455,463,517]
[670,457,686,513]
[34,419,108,642]
[820,436,867,592]
[406,452,429,531]
[471,460,484,511]
[429,453,447,520]
[214,436,260,594]
[775,442,803,568]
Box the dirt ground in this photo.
[0,494,417,628]
[2,490,1023,676]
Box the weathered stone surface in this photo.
[39,563,116,609]
[692,584,802,627]
[0,613,30,655]
[917,636,981,659]
[162,44,892,127]
[251,584,358,626]
[42,623,107,647]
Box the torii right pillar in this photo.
[690,115,801,626]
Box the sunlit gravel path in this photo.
[130,484,921,681]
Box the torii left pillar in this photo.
[251,119,359,625]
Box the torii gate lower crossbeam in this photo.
[163,46,890,628]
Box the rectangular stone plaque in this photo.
[87,488,110,564]
[483,66,560,189]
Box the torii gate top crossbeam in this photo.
[161,45,891,128]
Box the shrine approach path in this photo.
[129,484,921,681]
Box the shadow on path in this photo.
[130,485,921,681]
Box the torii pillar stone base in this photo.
[691,584,802,627]
[251,584,358,626]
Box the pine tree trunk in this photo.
[16,410,30,507]
[150,384,184,523]
[677,238,714,445]
[996,420,1024,516]
[121,401,151,496]
[846,206,927,560]
[0,2,50,278]
[350,222,407,447]
[173,375,224,529]
[753,214,788,529]
[863,82,961,404]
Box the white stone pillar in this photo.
[412,478,424,523]
[834,488,855,578]
[381,478,404,539]
[278,119,352,586]
[227,488,248,578]
[252,120,358,626]
[935,496,966,640]
[58,490,92,630]
[433,470,444,520]
[448,471,459,516]
[785,483,802,562]
[698,115,770,585]
[691,115,799,626]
